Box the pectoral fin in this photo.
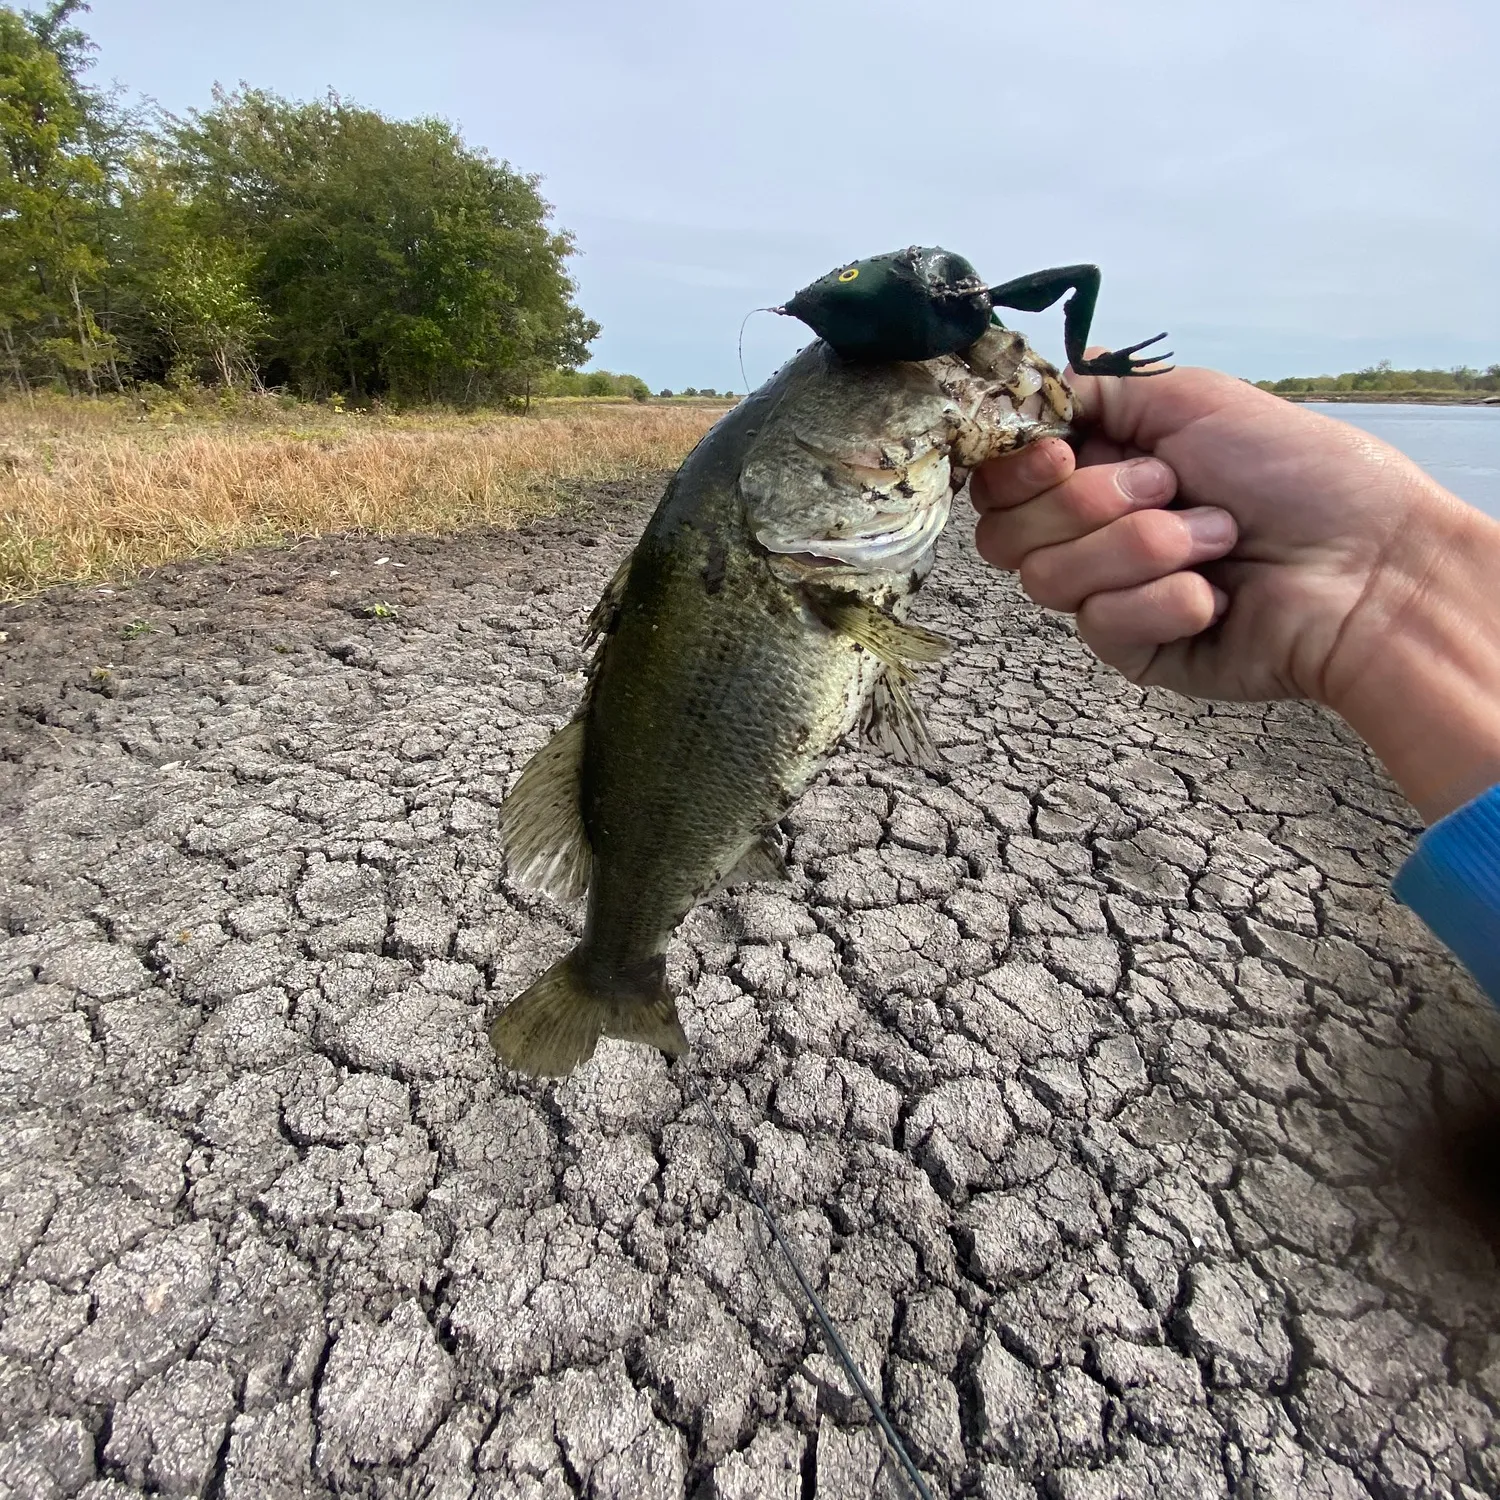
[499,717,591,902]
[809,591,951,677]
[861,669,944,771]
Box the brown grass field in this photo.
[0,393,732,601]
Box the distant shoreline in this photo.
[1275,391,1500,406]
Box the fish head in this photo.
[742,327,1074,589]
[781,246,992,364]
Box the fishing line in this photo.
[737,307,780,397]
[679,1063,935,1500]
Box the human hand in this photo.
[971,365,1500,820]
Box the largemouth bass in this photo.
[492,325,1073,1077]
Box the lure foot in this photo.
[987,264,1171,379]
[1073,332,1174,378]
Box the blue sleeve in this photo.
[1392,783,1500,1004]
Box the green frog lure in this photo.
[778,246,1171,373]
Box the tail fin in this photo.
[489,950,689,1078]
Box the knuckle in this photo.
[973,450,1033,507]
[1058,474,1124,531]
[1124,510,1191,571]
[1076,607,1136,674]
[974,515,1022,571]
[1018,550,1074,610]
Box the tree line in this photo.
[538,369,650,401]
[0,1,611,404]
[1256,362,1500,395]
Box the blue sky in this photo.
[82,0,1497,392]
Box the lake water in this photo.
[1307,403,1500,521]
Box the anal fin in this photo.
[499,717,590,902]
[714,830,791,892]
[861,669,944,771]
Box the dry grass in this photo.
[0,392,730,600]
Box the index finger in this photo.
[970,436,1074,513]
[970,423,1142,517]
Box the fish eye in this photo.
[837,267,859,283]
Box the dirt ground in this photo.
[1,476,1499,1499]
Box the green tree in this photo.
[0,1,119,390]
[163,88,599,403]
[0,7,604,403]
[149,236,267,388]
[537,367,650,399]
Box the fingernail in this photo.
[1184,507,1236,548]
[1209,585,1230,623]
[1117,457,1172,502]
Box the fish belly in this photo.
[579,539,865,968]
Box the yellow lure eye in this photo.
[837,266,859,282]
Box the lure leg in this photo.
[986,264,1172,376]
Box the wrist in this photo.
[1331,503,1500,823]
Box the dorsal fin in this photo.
[585,553,633,650]
[499,717,590,902]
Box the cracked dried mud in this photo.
[2,474,1499,1499]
